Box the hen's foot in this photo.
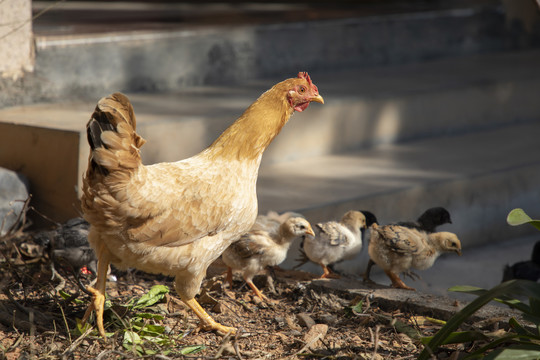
[184,297,236,336]
[81,286,107,338]
[199,321,237,336]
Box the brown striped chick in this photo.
[222,217,314,301]
[303,210,366,279]
[368,223,462,290]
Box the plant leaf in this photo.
[179,345,206,355]
[133,285,170,309]
[351,300,363,314]
[483,344,540,360]
[419,280,540,360]
[507,209,540,231]
[421,331,489,345]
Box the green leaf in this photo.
[75,318,92,335]
[393,318,422,340]
[421,331,489,345]
[123,330,142,346]
[484,344,540,360]
[351,300,363,314]
[133,285,169,309]
[134,312,165,321]
[419,280,540,360]
[507,209,540,231]
[179,344,206,355]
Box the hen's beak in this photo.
[456,249,462,256]
[311,94,324,104]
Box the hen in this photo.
[368,224,461,290]
[302,210,366,278]
[80,73,323,337]
[222,217,314,301]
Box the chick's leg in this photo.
[384,270,415,291]
[247,281,269,302]
[182,297,236,336]
[362,259,376,284]
[225,267,233,287]
[82,246,110,338]
[320,264,340,279]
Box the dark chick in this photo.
[502,240,540,282]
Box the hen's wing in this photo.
[316,222,349,246]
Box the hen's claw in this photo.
[81,286,107,338]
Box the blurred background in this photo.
[1,0,540,296]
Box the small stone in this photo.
[296,313,316,329]
[318,313,338,326]
[0,167,29,236]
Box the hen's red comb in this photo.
[297,72,313,86]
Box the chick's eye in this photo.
[298,86,306,94]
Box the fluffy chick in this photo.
[251,210,305,234]
[368,223,461,290]
[222,217,314,301]
[303,210,366,278]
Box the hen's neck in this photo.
[203,88,294,162]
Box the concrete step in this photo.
[3,0,536,108]
[271,121,540,274]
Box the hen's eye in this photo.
[298,86,306,94]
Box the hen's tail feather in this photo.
[86,93,146,175]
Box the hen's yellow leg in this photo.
[82,247,110,338]
[182,297,236,336]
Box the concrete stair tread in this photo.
[2,48,540,162]
[258,121,540,214]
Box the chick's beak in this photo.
[306,226,315,237]
[310,94,324,104]
[456,249,462,256]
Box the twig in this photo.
[58,303,72,345]
[233,327,244,360]
[0,1,67,42]
[371,325,381,360]
[62,326,94,356]
[213,331,234,359]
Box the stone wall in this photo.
[0,0,33,80]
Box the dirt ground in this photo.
[0,231,515,360]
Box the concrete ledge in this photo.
[0,122,86,224]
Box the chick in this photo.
[368,223,461,290]
[396,206,452,232]
[222,217,314,301]
[302,210,366,279]
[251,210,305,234]
[502,240,540,282]
[363,207,452,283]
